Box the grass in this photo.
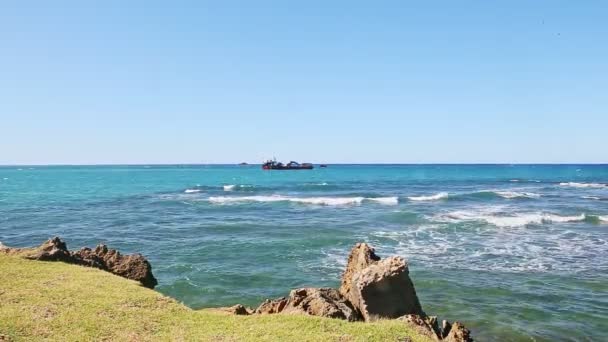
[0,254,433,342]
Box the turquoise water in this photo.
[1,164,607,341]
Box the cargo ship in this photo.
[262,159,314,170]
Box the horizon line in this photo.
[1,162,607,167]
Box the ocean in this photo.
[1,164,607,341]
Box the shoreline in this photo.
[1,238,472,341]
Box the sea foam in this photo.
[407,192,449,201]
[559,182,606,188]
[494,191,541,199]
[184,189,201,193]
[208,195,398,206]
[438,209,587,228]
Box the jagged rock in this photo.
[350,256,424,321]
[444,322,473,342]
[254,288,361,321]
[255,297,288,314]
[23,237,72,262]
[72,244,158,289]
[1,237,157,289]
[217,304,252,315]
[399,314,441,340]
[281,288,361,321]
[441,320,452,339]
[339,243,380,298]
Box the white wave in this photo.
[407,192,448,201]
[368,197,399,205]
[559,182,606,188]
[291,197,365,206]
[184,189,201,193]
[582,196,601,200]
[599,216,608,223]
[223,184,253,191]
[366,224,608,275]
[208,195,397,206]
[437,208,586,227]
[509,179,520,182]
[494,191,541,199]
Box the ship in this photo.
[262,159,314,170]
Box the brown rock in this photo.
[1,237,157,289]
[444,322,473,342]
[72,244,158,289]
[339,243,380,298]
[281,288,361,321]
[23,237,72,262]
[217,304,252,315]
[399,314,441,340]
[350,256,424,321]
[255,297,288,314]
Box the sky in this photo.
[0,0,607,164]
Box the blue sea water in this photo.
[1,164,607,341]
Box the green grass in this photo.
[0,254,432,342]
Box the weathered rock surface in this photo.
[255,297,288,314]
[443,322,473,342]
[1,237,157,289]
[216,304,253,315]
[339,242,380,298]
[255,288,360,321]
[399,314,441,340]
[281,288,361,321]
[349,256,424,321]
[72,244,157,289]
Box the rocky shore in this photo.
[0,237,157,289]
[1,239,472,341]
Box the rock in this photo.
[23,237,72,262]
[281,288,361,321]
[441,320,452,339]
[1,237,157,289]
[399,314,441,340]
[255,297,288,314]
[349,256,424,321]
[217,304,252,315]
[72,244,158,289]
[339,243,380,298]
[444,322,473,342]
[254,288,361,321]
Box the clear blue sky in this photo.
[1,1,606,164]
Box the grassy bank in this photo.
[0,254,432,341]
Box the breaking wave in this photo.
[408,192,449,201]
[492,191,541,199]
[223,184,255,191]
[436,208,588,228]
[407,190,540,202]
[207,195,398,206]
[559,182,606,188]
[184,189,201,193]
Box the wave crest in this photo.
[493,191,541,199]
[408,192,449,201]
[437,209,587,228]
[560,182,606,188]
[208,195,398,206]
